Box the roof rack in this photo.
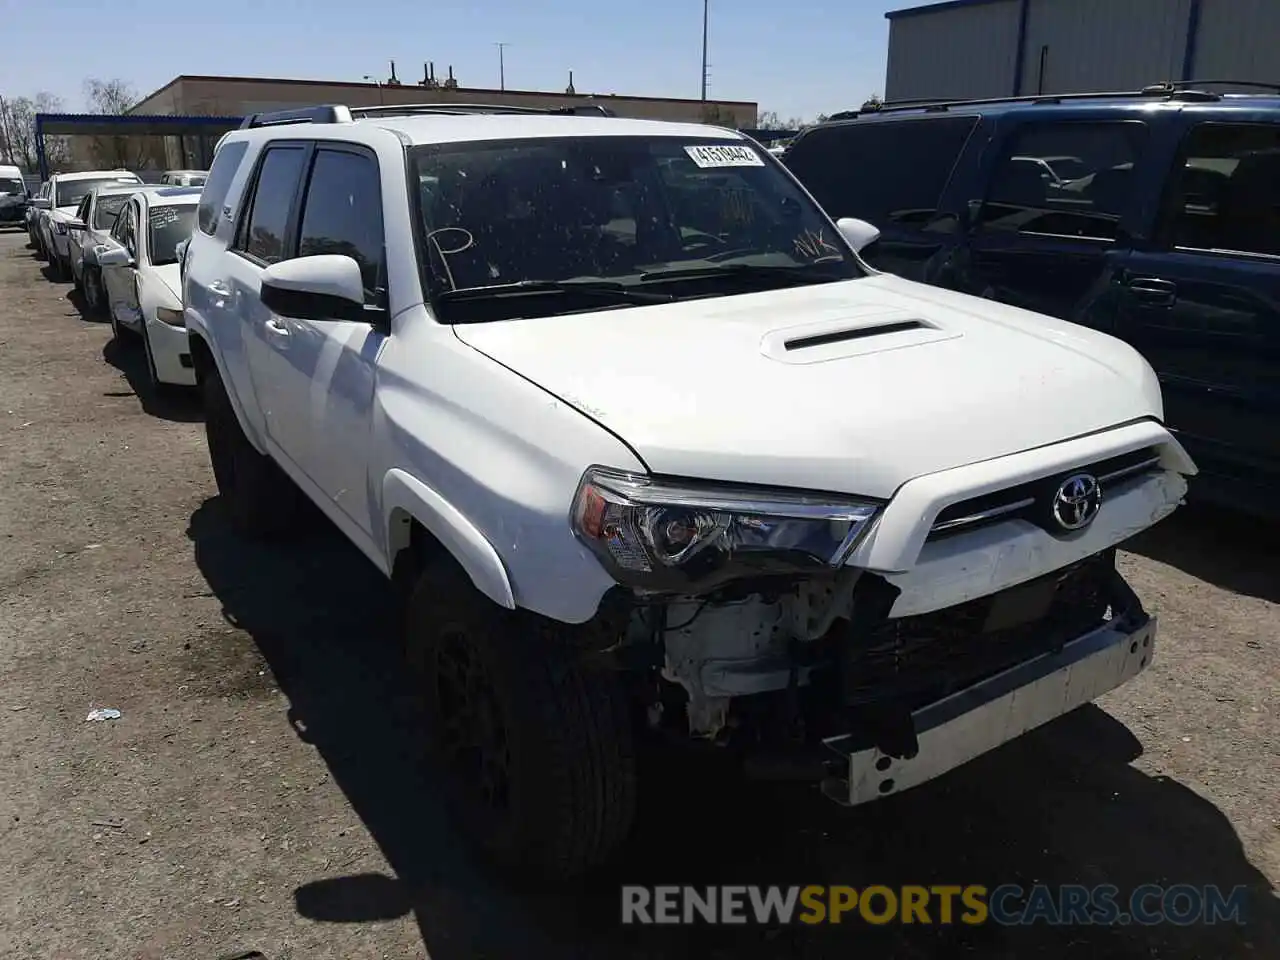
[349,102,616,118]
[239,105,353,128]
[818,78,1280,122]
[239,101,616,129]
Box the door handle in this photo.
[264,317,290,336]
[1124,277,1177,307]
[207,281,231,297]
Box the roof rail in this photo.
[1156,78,1280,94]
[349,102,616,119]
[818,83,1234,121]
[240,105,353,128]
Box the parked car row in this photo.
[12,98,1217,882]
[779,80,1280,518]
[21,167,208,390]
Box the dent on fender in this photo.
[382,468,516,609]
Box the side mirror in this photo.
[836,217,881,254]
[67,218,87,231]
[260,255,368,324]
[30,197,51,210]
[97,246,134,268]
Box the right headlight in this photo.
[570,467,882,593]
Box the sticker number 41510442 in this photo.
[684,144,766,169]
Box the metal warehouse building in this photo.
[885,0,1280,102]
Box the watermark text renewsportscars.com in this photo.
[621,884,1249,926]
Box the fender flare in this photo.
[382,468,516,610]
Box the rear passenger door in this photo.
[227,143,311,468]
[278,144,387,533]
[783,116,977,281]
[1113,120,1280,507]
[960,119,1148,323]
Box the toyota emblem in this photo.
[1051,473,1102,531]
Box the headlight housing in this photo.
[156,307,185,327]
[571,467,882,593]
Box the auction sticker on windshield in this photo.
[684,144,765,168]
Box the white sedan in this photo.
[96,187,201,389]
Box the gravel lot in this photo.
[0,227,1276,959]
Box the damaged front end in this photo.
[570,465,1161,804]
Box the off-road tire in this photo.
[201,365,301,537]
[407,560,638,881]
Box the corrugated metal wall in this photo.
[1022,0,1191,93]
[886,0,1022,101]
[1193,0,1280,86]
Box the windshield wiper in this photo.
[435,279,675,304]
[639,262,846,285]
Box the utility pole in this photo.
[495,42,509,91]
[700,0,709,101]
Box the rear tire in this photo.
[201,364,302,537]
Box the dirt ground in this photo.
[0,227,1276,960]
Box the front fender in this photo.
[187,323,269,455]
[382,468,515,610]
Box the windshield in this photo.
[94,194,130,230]
[410,136,861,320]
[0,178,24,197]
[57,177,139,208]
[148,204,196,266]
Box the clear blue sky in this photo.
[2,0,891,122]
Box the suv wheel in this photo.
[407,561,638,881]
[201,364,302,537]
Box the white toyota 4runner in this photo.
[183,103,1196,879]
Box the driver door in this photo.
[102,199,142,330]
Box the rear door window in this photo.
[784,117,977,227]
[979,121,1148,242]
[1163,122,1280,258]
[233,145,307,264]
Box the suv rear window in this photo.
[197,140,249,236]
[784,116,977,228]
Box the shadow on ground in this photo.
[187,498,1278,960]
[100,337,202,423]
[1125,503,1280,605]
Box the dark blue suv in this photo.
[784,82,1280,517]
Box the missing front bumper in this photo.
[819,613,1155,806]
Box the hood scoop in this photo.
[761,308,961,365]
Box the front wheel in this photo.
[83,269,105,317]
[407,561,638,881]
[201,364,302,537]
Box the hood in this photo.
[51,205,80,219]
[452,274,1164,499]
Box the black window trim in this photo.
[976,118,1149,245]
[294,140,389,309]
[231,139,313,268]
[1155,119,1280,265]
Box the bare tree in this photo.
[756,109,781,128]
[0,92,69,172]
[83,78,138,115]
[82,78,156,169]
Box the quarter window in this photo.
[197,140,249,236]
[1165,122,1280,258]
[980,121,1147,242]
[296,148,384,296]
[235,145,306,264]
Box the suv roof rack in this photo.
[819,77,1280,122]
[239,105,354,128]
[349,102,617,118]
[240,101,616,129]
